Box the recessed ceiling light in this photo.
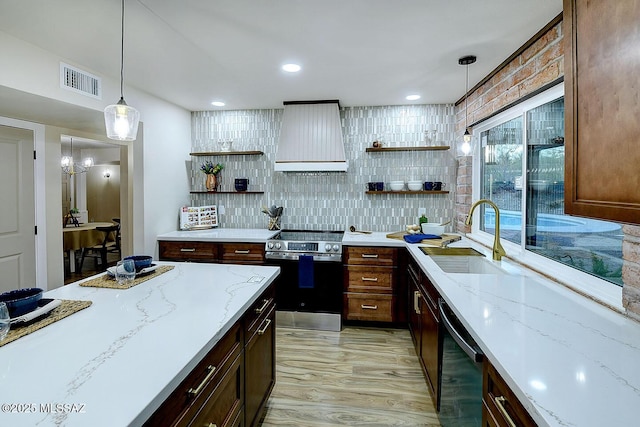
[211,101,225,107]
[282,63,301,73]
[406,94,421,101]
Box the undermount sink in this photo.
[429,255,508,274]
[419,247,508,274]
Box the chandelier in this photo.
[61,138,94,175]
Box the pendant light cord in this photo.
[119,0,125,99]
[465,63,469,130]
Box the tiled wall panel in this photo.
[190,104,456,232]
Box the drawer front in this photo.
[344,246,397,266]
[144,323,242,427]
[244,284,276,341]
[189,352,244,427]
[344,293,394,322]
[483,360,537,427]
[346,266,394,293]
[221,243,265,264]
[159,241,218,262]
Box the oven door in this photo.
[266,256,343,331]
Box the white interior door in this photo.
[0,125,35,293]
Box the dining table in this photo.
[63,222,115,272]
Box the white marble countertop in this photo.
[0,262,279,427]
[157,228,279,243]
[344,233,640,427]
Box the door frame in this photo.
[0,116,46,289]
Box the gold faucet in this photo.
[465,199,506,261]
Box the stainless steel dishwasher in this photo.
[437,299,484,427]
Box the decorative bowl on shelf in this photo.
[389,181,405,191]
[0,288,44,317]
[407,181,422,191]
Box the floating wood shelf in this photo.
[190,191,265,194]
[365,146,450,153]
[365,190,449,195]
[190,150,264,156]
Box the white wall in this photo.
[0,30,191,287]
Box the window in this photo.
[474,85,623,287]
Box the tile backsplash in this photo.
[190,104,457,232]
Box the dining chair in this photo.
[78,224,119,272]
[109,218,122,259]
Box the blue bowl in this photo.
[124,255,153,270]
[0,288,43,317]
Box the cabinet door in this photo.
[483,360,537,427]
[564,0,640,223]
[245,306,275,427]
[407,261,421,350]
[419,295,439,403]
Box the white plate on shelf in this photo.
[10,299,61,324]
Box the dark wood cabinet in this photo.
[159,241,219,262]
[220,243,265,265]
[483,359,537,427]
[244,287,276,427]
[564,0,640,224]
[144,283,276,427]
[343,246,403,323]
[407,255,440,408]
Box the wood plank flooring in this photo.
[261,326,440,426]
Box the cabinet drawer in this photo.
[344,293,394,322]
[159,241,218,262]
[189,352,244,427]
[221,243,265,264]
[344,246,397,266]
[483,360,537,427]
[346,266,394,293]
[144,322,243,427]
[244,285,275,341]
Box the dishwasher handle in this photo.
[439,299,483,364]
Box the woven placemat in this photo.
[1,299,92,347]
[79,265,175,289]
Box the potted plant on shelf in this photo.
[200,161,224,192]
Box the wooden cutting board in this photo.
[386,232,462,247]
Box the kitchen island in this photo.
[344,231,640,427]
[0,262,279,427]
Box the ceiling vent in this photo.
[60,62,101,99]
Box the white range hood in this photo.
[275,100,348,172]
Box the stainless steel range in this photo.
[265,230,344,331]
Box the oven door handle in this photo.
[439,299,483,363]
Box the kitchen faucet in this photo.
[465,199,506,261]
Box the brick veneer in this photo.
[453,18,640,317]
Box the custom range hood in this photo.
[275,100,348,172]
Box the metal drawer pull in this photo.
[180,248,196,252]
[255,298,270,314]
[494,396,517,427]
[414,291,421,314]
[187,365,216,396]
[361,254,379,258]
[257,318,272,335]
[361,277,378,282]
[234,249,250,254]
[361,304,378,310]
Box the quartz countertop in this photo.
[0,262,279,427]
[345,233,640,427]
[157,228,279,242]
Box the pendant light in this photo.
[104,0,140,141]
[459,55,477,155]
[61,138,94,175]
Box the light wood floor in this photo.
[261,326,440,427]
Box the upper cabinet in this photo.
[564,0,640,224]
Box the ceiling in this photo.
[0,0,562,113]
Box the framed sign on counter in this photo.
[180,205,218,230]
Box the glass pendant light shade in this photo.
[104,97,139,141]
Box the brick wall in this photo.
[453,18,640,317]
